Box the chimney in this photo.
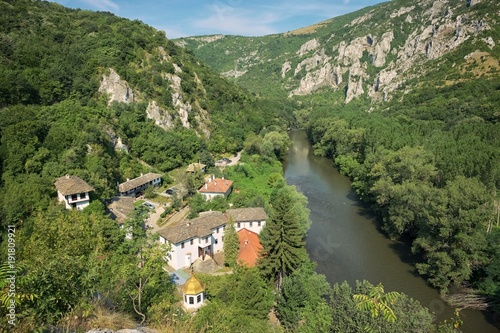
[65,174,70,179]
[222,176,224,180]
[244,240,248,245]
[126,178,130,182]
[205,184,208,189]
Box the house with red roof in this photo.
[158,207,267,270]
[237,228,262,267]
[198,176,233,201]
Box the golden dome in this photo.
[181,275,205,295]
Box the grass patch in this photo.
[134,199,145,207]
[226,154,284,203]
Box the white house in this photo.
[227,207,268,234]
[198,177,233,201]
[158,207,267,270]
[54,175,93,210]
[118,173,162,196]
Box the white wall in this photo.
[160,219,264,270]
[235,220,266,234]
[58,191,90,210]
[183,292,205,309]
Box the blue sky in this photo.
[51,0,387,38]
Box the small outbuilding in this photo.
[186,163,206,173]
[181,275,205,310]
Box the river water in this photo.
[283,130,498,333]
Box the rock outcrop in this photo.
[289,0,494,102]
[98,68,137,105]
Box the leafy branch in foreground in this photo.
[354,283,400,333]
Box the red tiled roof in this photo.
[198,178,233,194]
[237,228,262,267]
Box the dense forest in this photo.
[0,0,498,332]
[302,76,500,307]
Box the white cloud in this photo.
[192,5,279,36]
[80,0,119,11]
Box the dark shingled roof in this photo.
[226,207,268,222]
[118,173,162,193]
[55,175,94,196]
[159,207,268,245]
[159,211,226,244]
[107,196,135,224]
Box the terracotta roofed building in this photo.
[198,176,233,201]
[158,207,267,270]
[237,228,262,267]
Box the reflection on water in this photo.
[283,130,499,333]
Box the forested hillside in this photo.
[179,0,499,104]
[0,0,499,331]
[0,0,293,230]
[0,1,293,330]
[178,0,500,321]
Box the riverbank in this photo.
[283,130,499,333]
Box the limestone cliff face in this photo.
[98,68,137,105]
[284,0,496,102]
[99,66,210,137]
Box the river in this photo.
[283,130,498,333]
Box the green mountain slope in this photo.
[179,0,500,315]
[0,0,293,228]
[178,0,499,104]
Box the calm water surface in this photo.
[283,130,499,333]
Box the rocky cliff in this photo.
[179,0,499,104]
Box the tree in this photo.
[276,263,331,331]
[100,208,174,324]
[330,281,439,333]
[259,186,308,288]
[354,283,400,332]
[223,218,239,267]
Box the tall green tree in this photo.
[276,264,331,331]
[223,218,239,267]
[259,185,308,288]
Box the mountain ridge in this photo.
[177,0,499,105]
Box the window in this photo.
[258,221,261,227]
[80,192,86,199]
[181,242,184,249]
[197,294,201,303]
[205,237,209,244]
[190,239,194,245]
[249,222,253,227]
[237,223,241,228]
[216,227,219,233]
[189,297,194,304]
[71,194,78,201]
[214,239,218,245]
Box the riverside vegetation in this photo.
[181,0,500,323]
[0,0,497,332]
